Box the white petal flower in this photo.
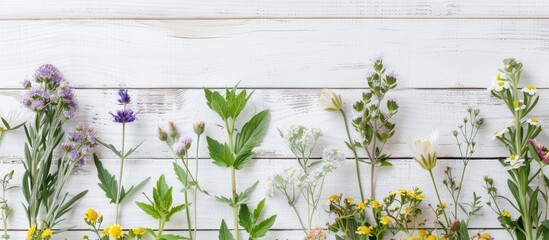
[514,100,526,111]
[490,128,509,140]
[521,85,537,95]
[504,119,517,128]
[526,118,541,126]
[407,129,438,170]
[504,155,525,170]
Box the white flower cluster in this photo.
[283,125,322,155]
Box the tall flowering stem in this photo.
[158,121,207,240]
[321,57,398,202]
[204,86,276,240]
[95,89,149,225]
[488,59,542,240]
[21,65,87,235]
[268,125,343,235]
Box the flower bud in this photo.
[193,121,205,135]
[22,80,32,89]
[168,121,177,139]
[157,127,168,142]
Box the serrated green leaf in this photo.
[218,220,234,240]
[234,110,270,169]
[250,215,276,238]
[207,137,234,167]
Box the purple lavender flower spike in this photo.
[110,109,137,123]
[34,64,63,84]
[117,89,131,105]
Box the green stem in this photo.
[231,167,240,240]
[454,162,468,219]
[290,204,308,235]
[429,170,450,227]
[184,153,193,240]
[193,134,201,239]
[340,110,365,202]
[157,219,165,240]
[115,120,126,224]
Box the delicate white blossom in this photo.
[504,155,525,170]
[521,85,537,95]
[490,128,509,140]
[407,129,438,170]
[526,118,541,126]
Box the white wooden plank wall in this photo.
[0,1,547,239]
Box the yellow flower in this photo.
[370,200,381,209]
[440,201,447,208]
[356,202,366,210]
[41,228,53,238]
[328,194,339,203]
[109,224,124,238]
[427,235,436,240]
[379,216,391,225]
[502,210,510,217]
[440,236,447,240]
[133,228,146,235]
[27,224,36,239]
[480,233,491,240]
[355,226,373,236]
[103,225,111,236]
[409,237,420,240]
[84,208,100,223]
[418,229,428,238]
[391,188,406,196]
[345,197,353,204]
[496,73,504,80]
[415,194,426,200]
[405,206,414,213]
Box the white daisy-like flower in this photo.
[526,118,541,126]
[488,80,510,92]
[504,119,517,128]
[521,85,537,95]
[490,128,509,140]
[504,155,525,170]
[496,73,507,80]
[514,100,526,111]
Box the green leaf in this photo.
[253,199,265,220]
[136,201,161,219]
[233,110,270,170]
[238,204,253,232]
[173,162,194,192]
[250,215,277,238]
[207,137,234,167]
[218,220,234,240]
[94,154,119,203]
[120,177,150,203]
[160,234,188,240]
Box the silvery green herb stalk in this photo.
[204,86,276,240]
[157,121,207,240]
[487,58,543,240]
[94,89,149,224]
[321,57,398,202]
[0,170,14,240]
[21,65,88,235]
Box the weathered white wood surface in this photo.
[1,20,549,89]
[1,1,549,19]
[0,89,542,159]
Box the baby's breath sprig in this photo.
[321,57,398,202]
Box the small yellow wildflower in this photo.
[328,194,339,203]
[41,228,53,238]
[427,235,436,240]
[109,224,124,238]
[356,202,366,210]
[379,216,391,225]
[355,226,373,236]
[496,73,504,80]
[440,201,447,208]
[133,228,145,235]
[502,210,511,217]
[27,224,36,239]
[418,229,428,238]
[84,208,100,223]
[414,194,426,200]
[103,225,111,236]
[481,233,491,240]
[370,200,381,209]
[345,197,353,204]
[440,236,447,240]
[405,206,414,213]
[409,237,420,240]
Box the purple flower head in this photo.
[529,139,549,164]
[21,80,31,89]
[61,142,75,153]
[387,71,398,78]
[173,141,187,157]
[69,150,82,162]
[34,64,63,84]
[110,109,138,123]
[179,136,193,150]
[68,131,84,142]
[117,89,131,105]
[64,124,98,167]
[22,88,49,112]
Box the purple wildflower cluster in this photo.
[173,136,193,157]
[62,123,98,167]
[109,89,138,123]
[22,64,79,119]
